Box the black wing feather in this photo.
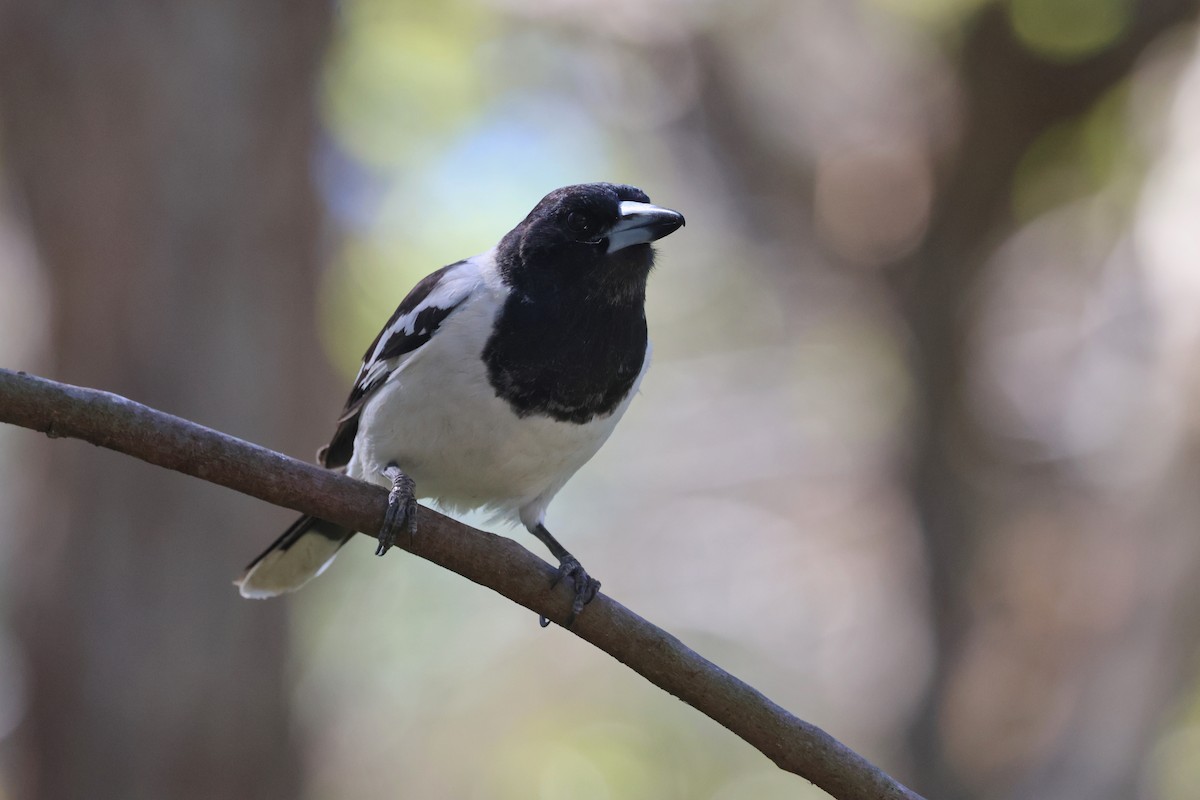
[318,261,470,469]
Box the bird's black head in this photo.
[496,183,685,304]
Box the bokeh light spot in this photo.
[1008,0,1133,62]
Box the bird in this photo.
[235,182,685,626]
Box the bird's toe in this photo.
[542,556,601,628]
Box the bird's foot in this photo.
[538,555,600,629]
[377,463,417,557]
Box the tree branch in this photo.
[0,367,924,800]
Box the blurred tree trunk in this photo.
[679,2,1199,798]
[0,3,331,799]
[895,5,1198,798]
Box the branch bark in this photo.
[0,367,925,800]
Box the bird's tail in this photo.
[235,515,351,599]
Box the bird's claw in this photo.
[377,467,417,557]
[539,556,600,628]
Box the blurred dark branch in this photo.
[0,367,925,800]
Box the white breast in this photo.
[346,274,649,529]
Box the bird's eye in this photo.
[566,211,596,238]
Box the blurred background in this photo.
[2,0,1200,798]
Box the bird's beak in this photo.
[606,201,686,254]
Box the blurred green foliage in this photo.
[1154,684,1200,800]
[1008,0,1133,60]
[1012,82,1140,220]
[321,0,491,169]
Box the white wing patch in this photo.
[362,261,486,369]
[321,252,496,469]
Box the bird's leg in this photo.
[377,462,417,557]
[530,523,600,628]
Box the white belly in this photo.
[346,295,647,528]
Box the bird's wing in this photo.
[318,258,480,469]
